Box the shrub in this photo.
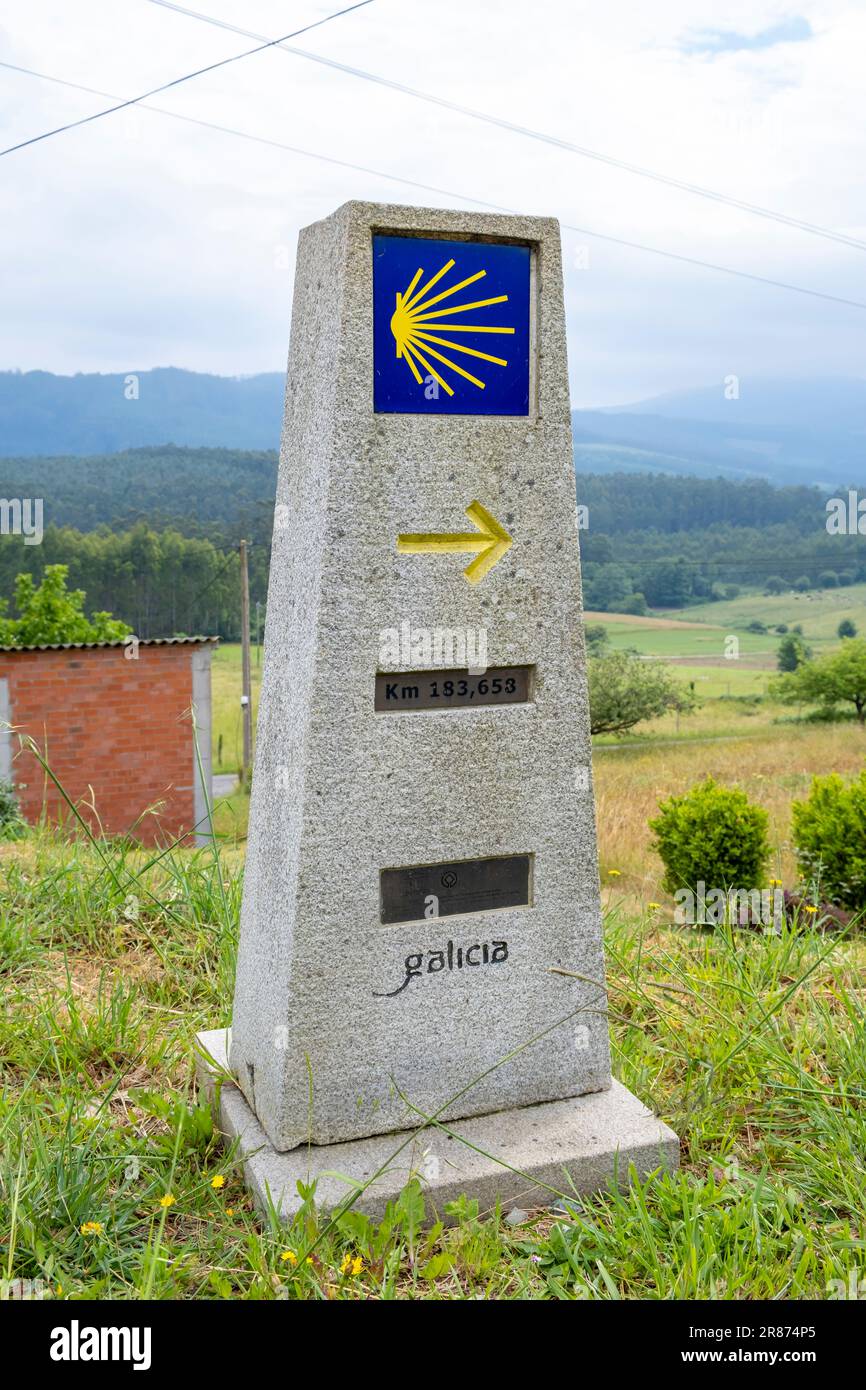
[791,771,866,908]
[0,780,26,840]
[648,777,770,896]
[775,624,788,634]
[584,623,609,654]
[746,619,767,633]
[838,618,857,639]
[615,591,648,616]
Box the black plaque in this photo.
[375,665,533,712]
[380,854,533,925]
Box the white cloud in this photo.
[1,0,864,403]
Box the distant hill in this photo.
[2,368,864,488]
[617,376,866,430]
[0,368,285,456]
[572,376,866,488]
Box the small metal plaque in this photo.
[380,854,533,925]
[375,665,532,712]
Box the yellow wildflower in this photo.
[226,1208,235,1217]
[607,869,621,878]
[351,1256,363,1276]
[159,1194,176,1209]
[647,902,662,910]
[805,905,818,914]
[80,1221,103,1235]
[281,1250,298,1265]
[210,1175,226,1190]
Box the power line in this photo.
[146,0,866,255]
[4,58,866,313]
[0,0,375,158]
[186,546,237,614]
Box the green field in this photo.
[588,618,774,662]
[213,581,866,767]
[211,644,262,775]
[586,583,866,673]
[661,582,866,644]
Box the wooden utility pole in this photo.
[239,539,253,787]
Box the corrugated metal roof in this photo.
[0,635,220,653]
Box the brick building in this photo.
[0,636,217,846]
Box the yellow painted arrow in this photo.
[397,500,513,584]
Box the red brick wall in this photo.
[0,644,206,846]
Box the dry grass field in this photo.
[595,722,866,903]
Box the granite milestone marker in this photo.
[197,200,677,1217]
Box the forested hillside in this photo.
[0,445,277,537]
[577,474,860,610]
[1,450,860,635]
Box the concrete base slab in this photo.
[196,1029,679,1222]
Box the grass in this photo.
[3,614,865,1299]
[1,826,864,1299]
[211,644,262,776]
[588,582,866,664]
[661,582,866,646]
[587,616,774,662]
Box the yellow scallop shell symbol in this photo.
[389,257,515,396]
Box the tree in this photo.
[838,618,857,639]
[777,632,811,672]
[771,639,866,724]
[584,623,609,655]
[0,565,131,648]
[588,650,696,735]
[765,576,786,594]
[643,559,692,608]
[584,563,631,611]
[794,575,811,592]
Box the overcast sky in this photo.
[1,0,864,406]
